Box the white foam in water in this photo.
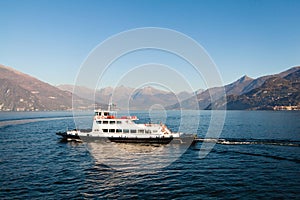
[216,139,299,147]
[194,138,299,147]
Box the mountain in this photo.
[168,66,300,110]
[205,66,300,110]
[177,90,197,101]
[57,84,94,100]
[129,86,177,110]
[4,63,298,111]
[167,74,255,110]
[240,67,300,95]
[216,68,300,110]
[57,84,195,110]
[0,64,101,111]
[225,75,254,95]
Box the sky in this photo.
[1,0,300,92]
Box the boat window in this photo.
[130,130,137,133]
[95,112,100,116]
[117,121,122,124]
[116,129,122,133]
[110,121,115,124]
[153,130,158,133]
[104,112,109,116]
[138,129,144,133]
[103,121,108,124]
[103,129,108,133]
[145,130,151,133]
[96,121,102,124]
[109,129,115,133]
[123,129,129,133]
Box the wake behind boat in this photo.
[56,104,195,144]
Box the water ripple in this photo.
[1,111,300,199]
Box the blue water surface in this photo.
[0,111,299,199]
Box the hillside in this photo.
[220,68,300,110]
[167,74,255,110]
[168,66,300,110]
[2,64,299,111]
[0,64,101,111]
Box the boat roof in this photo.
[94,109,116,113]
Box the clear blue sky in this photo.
[1,0,299,91]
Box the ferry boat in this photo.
[56,105,195,144]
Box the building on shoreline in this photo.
[273,105,300,110]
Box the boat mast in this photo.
[107,97,116,111]
[108,96,113,111]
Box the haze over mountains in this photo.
[0,64,299,111]
[57,84,197,110]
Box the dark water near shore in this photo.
[0,111,299,199]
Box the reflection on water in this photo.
[87,141,191,171]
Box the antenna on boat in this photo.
[108,96,112,111]
[107,96,117,115]
[108,96,116,111]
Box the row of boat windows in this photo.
[96,121,122,124]
[95,112,110,116]
[100,129,158,134]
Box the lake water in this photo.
[0,111,299,199]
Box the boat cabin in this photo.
[94,110,116,119]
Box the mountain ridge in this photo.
[206,67,300,110]
[1,64,299,111]
[0,64,104,111]
[167,66,300,110]
[57,84,195,110]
